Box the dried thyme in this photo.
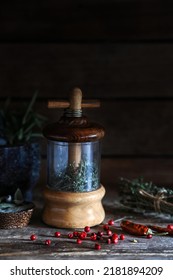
[48,160,99,192]
[119,177,173,215]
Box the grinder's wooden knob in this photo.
[69,87,82,110]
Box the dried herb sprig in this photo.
[49,160,99,192]
[119,177,173,215]
[119,177,173,196]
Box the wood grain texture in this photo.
[100,158,173,188]
[0,197,173,259]
[1,0,173,260]
[37,99,173,156]
[1,98,173,156]
[48,100,100,109]
[0,1,173,42]
[1,43,173,98]
[43,118,105,143]
[42,186,105,228]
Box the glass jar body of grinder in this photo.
[47,141,101,193]
[42,88,105,228]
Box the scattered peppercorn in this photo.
[167,224,173,231]
[119,234,125,240]
[103,224,109,231]
[45,239,51,245]
[97,231,104,237]
[30,234,37,241]
[54,231,61,238]
[112,233,118,240]
[112,238,118,244]
[107,238,111,244]
[79,231,87,240]
[108,219,114,226]
[68,233,73,239]
[107,230,112,236]
[29,219,167,251]
[90,233,97,241]
[73,231,78,237]
[84,226,91,233]
[95,243,101,250]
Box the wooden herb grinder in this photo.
[42,88,105,228]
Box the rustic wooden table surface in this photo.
[0,183,173,260]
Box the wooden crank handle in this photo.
[48,99,100,109]
[48,87,100,109]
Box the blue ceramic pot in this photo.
[0,143,40,201]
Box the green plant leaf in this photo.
[34,113,47,121]
[13,188,24,205]
[0,90,46,145]
[25,130,32,142]
[18,128,24,140]
[22,91,38,125]
[23,122,36,134]
[30,132,43,138]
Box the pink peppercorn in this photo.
[112,238,118,244]
[54,231,61,238]
[119,234,125,240]
[97,231,104,237]
[73,231,78,237]
[103,224,109,231]
[108,219,114,226]
[79,231,87,239]
[30,234,37,241]
[77,239,82,244]
[68,233,73,239]
[95,243,101,250]
[90,233,97,241]
[45,239,51,245]
[107,238,111,244]
[147,234,153,239]
[167,224,173,231]
[112,233,118,240]
[107,230,112,236]
[84,226,91,233]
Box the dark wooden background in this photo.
[1,0,173,188]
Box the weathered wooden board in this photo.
[0,196,173,260]
[0,1,173,42]
[35,99,173,156]
[100,158,173,189]
[1,98,173,156]
[1,43,173,98]
[1,0,173,261]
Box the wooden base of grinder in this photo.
[42,185,105,228]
